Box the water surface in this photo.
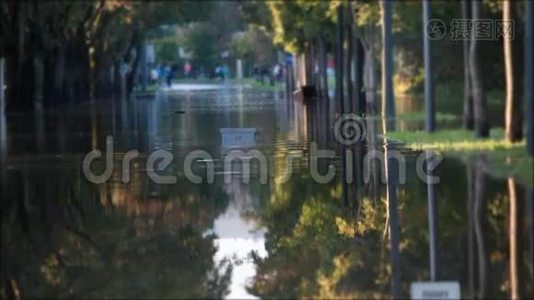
[1,83,533,298]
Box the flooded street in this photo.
[1,84,533,298]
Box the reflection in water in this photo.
[508,177,520,299]
[0,110,6,184]
[1,83,533,298]
[529,188,534,286]
[425,150,438,282]
[212,180,267,299]
[473,157,488,299]
[384,142,401,298]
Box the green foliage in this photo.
[267,0,335,53]
[231,26,276,71]
[353,1,381,28]
[154,37,180,63]
[182,22,218,71]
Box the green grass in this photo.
[237,78,285,92]
[386,128,533,186]
[132,83,159,93]
[131,78,286,92]
[364,112,458,122]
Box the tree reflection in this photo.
[1,168,232,298]
[249,141,534,298]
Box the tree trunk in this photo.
[125,31,141,95]
[469,0,489,137]
[354,38,365,114]
[73,34,91,103]
[53,46,66,105]
[363,24,377,110]
[462,0,474,129]
[6,1,34,112]
[504,0,523,142]
[336,4,345,115]
[381,0,395,132]
[346,2,354,114]
[319,34,329,104]
[526,0,534,155]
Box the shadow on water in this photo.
[1,83,534,298]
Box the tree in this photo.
[265,1,336,91]
[0,1,213,111]
[336,3,345,114]
[503,0,522,142]
[182,22,218,73]
[353,2,380,111]
[462,0,474,129]
[469,0,489,138]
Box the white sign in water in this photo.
[410,281,460,299]
[220,128,261,148]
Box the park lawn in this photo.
[364,112,458,122]
[386,128,533,186]
[237,78,285,92]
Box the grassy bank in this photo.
[386,128,533,186]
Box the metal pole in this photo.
[0,58,5,116]
[423,0,435,132]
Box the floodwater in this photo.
[1,83,533,298]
